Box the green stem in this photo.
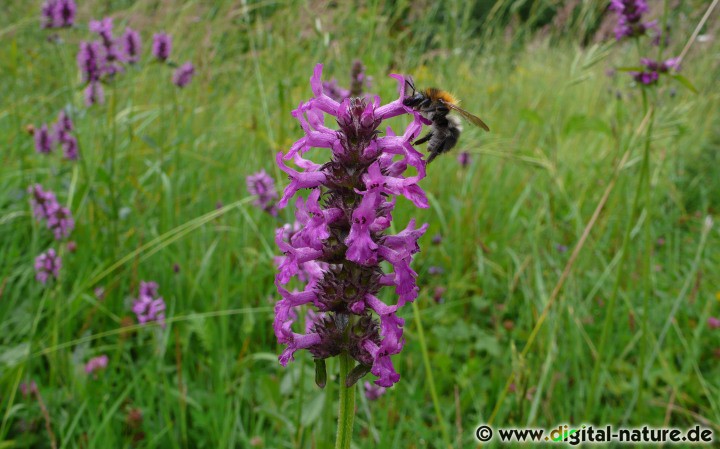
[334,353,356,449]
[585,96,653,419]
[412,302,452,449]
[638,89,654,417]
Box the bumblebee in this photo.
[403,79,489,163]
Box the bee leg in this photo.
[413,131,433,146]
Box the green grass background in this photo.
[1,0,719,447]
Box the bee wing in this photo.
[441,101,490,131]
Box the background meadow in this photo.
[1,0,720,447]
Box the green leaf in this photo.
[670,74,698,94]
[615,66,643,72]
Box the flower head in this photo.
[273,64,429,388]
[609,0,656,41]
[41,0,76,29]
[458,151,470,167]
[28,184,58,220]
[631,57,680,86]
[247,170,279,216]
[35,249,61,284]
[90,17,126,75]
[84,355,109,374]
[78,41,103,83]
[122,27,142,64]
[46,204,75,240]
[34,124,54,154]
[172,62,195,88]
[709,317,720,330]
[152,33,172,61]
[132,281,166,327]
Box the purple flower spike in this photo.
[35,124,54,154]
[132,281,167,328]
[122,28,142,64]
[35,249,61,284]
[46,204,75,240]
[61,135,79,160]
[41,0,57,28]
[78,41,103,83]
[172,62,195,88]
[41,0,76,29]
[28,184,58,220]
[152,33,172,61]
[610,0,655,41]
[273,64,430,388]
[247,170,279,216]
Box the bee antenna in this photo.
[404,77,416,95]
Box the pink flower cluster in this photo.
[28,184,75,240]
[34,110,78,160]
[132,281,166,327]
[35,248,61,284]
[273,64,429,388]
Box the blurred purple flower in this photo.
[19,381,38,398]
[94,286,106,300]
[35,249,61,284]
[428,266,444,275]
[84,355,109,374]
[322,60,373,102]
[555,243,568,253]
[53,110,73,135]
[84,82,105,106]
[132,281,166,327]
[41,0,76,29]
[28,184,58,220]
[631,57,680,86]
[457,151,470,167]
[29,182,75,240]
[364,381,387,400]
[709,317,720,330]
[321,79,350,103]
[122,27,142,64]
[66,241,77,252]
[273,64,429,388]
[51,111,79,160]
[46,204,75,240]
[433,286,446,303]
[431,233,442,245]
[350,60,372,97]
[152,33,172,61]
[246,170,279,216]
[90,17,126,75]
[172,62,195,88]
[609,0,656,41]
[34,124,54,154]
[61,135,79,160]
[78,41,103,83]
